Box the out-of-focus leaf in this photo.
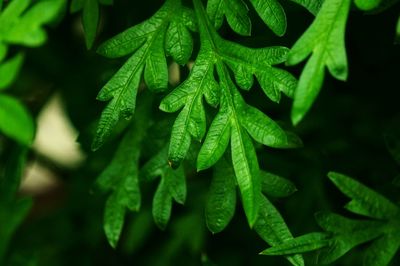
[328,172,399,219]
[205,157,237,234]
[97,96,151,248]
[260,171,297,198]
[0,94,34,145]
[70,0,113,49]
[0,53,24,90]
[255,195,305,266]
[0,0,65,47]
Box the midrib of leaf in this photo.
[224,0,248,29]
[314,0,348,59]
[300,0,348,69]
[266,0,281,28]
[221,64,257,221]
[194,0,259,225]
[172,51,213,154]
[166,2,215,161]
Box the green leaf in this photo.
[314,211,384,234]
[82,0,99,49]
[152,178,173,230]
[141,144,187,230]
[240,105,302,148]
[140,146,169,182]
[328,172,400,219]
[0,198,33,262]
[230,112,261,226]
[287,0,351,125]
[260,232,330,255]
[206,0,251,36]
[160,40,215,167]
[255,195,305,266]
[205,157,237,234]
[363,232,400,266]
[70,0,84,13]
[70,0,112,49]
[0,146,31,262]
[219,40,297,102]
[354,0,382,10]
[248,0,287,36]
[161,0,299,229]
[0,53,24,90]
[0,146,28,201]
[289,0,324,15]
[164,166,186,205]
[93,0,195,150]
[165,20,193,65]
[103,193,126,249]
[260,171,297,198]
[197,106,231,171]
[0,94,34,145]
[384,131,400,165]
[97,97,151,248]
[317,227,383,264]
[0,43,7,62]
[162,0,297,171]
[0,0,65,47]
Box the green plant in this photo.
[0,0,399,265]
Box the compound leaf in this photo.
[96,98,151,248]
[0,0,65,47]
[93,0,195,150]
[141,145,187,230]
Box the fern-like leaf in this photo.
[141,146,187,230]
[0,0,65,47]
[161,0,300,227]
[92,0,196,150]
[262,172,400,265]
[95,98,151,248]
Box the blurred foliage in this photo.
[0,0,399,266]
